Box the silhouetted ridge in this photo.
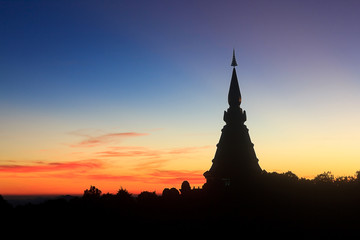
[2,174,360,237]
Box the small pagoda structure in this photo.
[204,50,262,188]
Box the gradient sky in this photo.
[1,0,360,195]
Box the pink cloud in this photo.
[71,132,149,147]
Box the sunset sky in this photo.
[1,0,360,195]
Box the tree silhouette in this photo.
[83,185,102,199]
[282,171,299,181]
[115,187,133,205]
[117,187,132,199]
[314,171,334,184]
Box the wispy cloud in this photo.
[148,169,205,185]
[166,146,212,155]
[96,146,162,158]
[95,145,211,172]
[70,131,149,147]
[97,145,211,158]
[133,159,169,170]
[87,174,145,182]
[86,169,205,186]
[94,145,211,175]
[0,159,104,173]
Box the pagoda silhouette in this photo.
[204,50,262,189]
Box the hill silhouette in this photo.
[2,170,360,238]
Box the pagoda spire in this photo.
[228,50,242,107]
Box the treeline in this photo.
[265,170,360,185]
[1,170,360,237]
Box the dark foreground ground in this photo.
[2,172,360,238]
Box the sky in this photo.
[1,0,360,195]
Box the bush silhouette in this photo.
[180,181,191,195]
[162,187,180,200]
[137,191,157,203]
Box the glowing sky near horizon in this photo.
[1,0,360,195]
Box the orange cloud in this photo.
[0,141,209,194]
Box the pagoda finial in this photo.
[231,49,238,67]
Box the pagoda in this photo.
[204,50,262,188]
